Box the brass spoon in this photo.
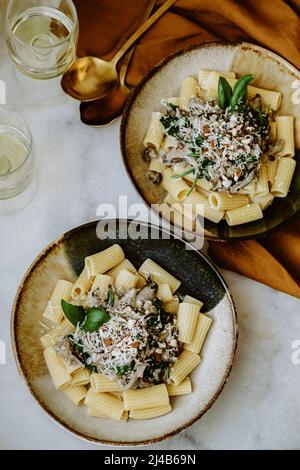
[61,0,176,102]
[80,0,156,127]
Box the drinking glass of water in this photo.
[4,0,78,80]
[0,108,35,199]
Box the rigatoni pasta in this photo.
[185,314,213,354]
[177,303,200,344]
[271,157,296,197]
[41,249,214,422]
[179,76,198,108]
[167,377,192,396]
[43,280,73,324]
[71,267,93,299]
[123,384,169,411]
[225,202,263,226]
[143,69,296,228]
[275,116,295,157]
[143,111,164,151]
[138,258,181,293]
[170,350,201,386]
[43,347,71,390]
[130,404,172,419]
[85,244,125,277]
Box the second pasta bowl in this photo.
[121,41,300,241]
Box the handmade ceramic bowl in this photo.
[11,220,237,446]
[120,42,300,241]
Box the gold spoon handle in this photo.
[112,0,176,66]
[119,0,157,86]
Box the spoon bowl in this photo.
[61,56,118,101]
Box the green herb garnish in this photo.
[218,76,232,109]
[83,308,111,333]
[107,287,115,307]
[230,74,253,109]
[61,300,85,327]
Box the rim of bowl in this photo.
[120,40,300,243]
[11,219,238,446]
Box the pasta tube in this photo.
[170,350,201,385]
[71,267,93,299]
[107,259,136,277]
[269,121,277,139]
[225,202,263,226]
[177,303,200,344]
[161,168,190,202]
[156,283,173,303]
[43,280,73,324]
[115,268,139,291]
[198,69,236,85]
[162,135,178,151]
[62,385,87,406]
[87,407,129,421]
[40,320,75,349]
[85,245,125,277]
[267,158,279,185]
[71,368,91,386]
[179,77,198,108]
[130,404,172,420]
[85,391,124,420]
[149,158,164,174]
[167,377,192,396]
[185,314,213,354]
[209,192,249,211]
[251,192,274,210]
[183,295,203,310]
[275,116,295,157]
[123,384,169,411]
[271,157,296,197]
[143,112,164,151]
[43,347,71,390]
[254,164,269,197]
[90,373,121,393]
[138,258,181,293]
[184,190,224,223]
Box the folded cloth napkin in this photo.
[73,0,300,298]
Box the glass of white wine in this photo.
[5,0,78,80]
[0,108,35,199]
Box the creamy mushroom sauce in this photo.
[59,280,179,390]
[148,96,282,192]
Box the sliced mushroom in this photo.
[143,147,157,162]
[146,170,162,185]
[136,280,157,308]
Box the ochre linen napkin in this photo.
[73,0,300,298]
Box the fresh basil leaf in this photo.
[108,287,114,307]
[230,74,253,109]
[218,76,232,109]
[61,300,86,327]
[83,308,111,333]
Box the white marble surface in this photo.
[0,32,300,450]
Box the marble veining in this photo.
[0,34,299,450]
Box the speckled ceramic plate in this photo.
[12,220,237,446]
[120,41,300,241]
